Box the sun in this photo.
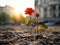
[14,8,21,14]
[14,8,26,17]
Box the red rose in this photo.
[36,13,39,17]
[25,8,34,16]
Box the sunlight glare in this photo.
[0,0,34,17]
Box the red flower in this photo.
[25,8,34,16]
[36,13,39,17]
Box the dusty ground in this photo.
[0,25,60,45]
[48,25,60,32]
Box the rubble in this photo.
[0,25,60,45]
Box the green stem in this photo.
[36,17,38,33]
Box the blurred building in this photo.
[35,0,60,22]
[0,6,4,13]
[0,5,15,17]
[0,5,15,23]
[3,5,15,17]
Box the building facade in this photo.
[0,5,15,17]
[0,5,15,23]
[35,0,60,22]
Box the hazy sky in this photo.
[0,0,34,14]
